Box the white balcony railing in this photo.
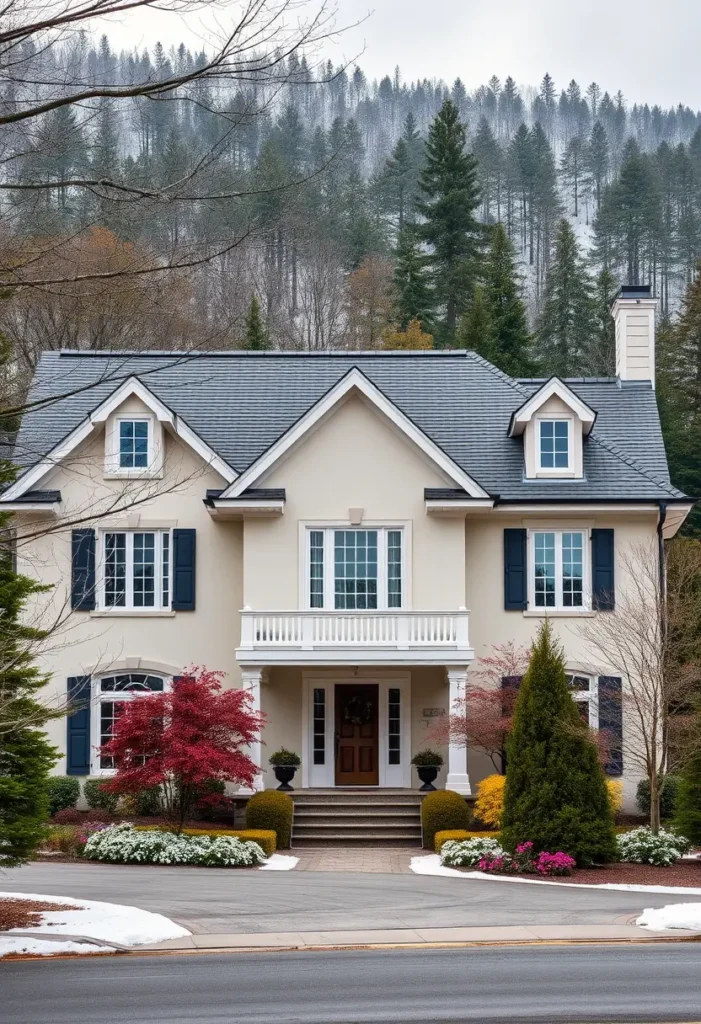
[236,609,472,665]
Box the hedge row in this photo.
[135,825,277,857]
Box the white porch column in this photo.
[445,666,471,795]
[241,667,265,791]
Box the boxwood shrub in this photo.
[135,825,277,857]
[47,776,81,817]
[84,823,266,866]
[433,829,498,853]
[421,790,470,850]
[83,779,119,813]
[245,790,294,848]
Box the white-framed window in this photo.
[537,418,571,472]
[307,527,404,610]
[119,419,150,469]
[98,530,171,611]
[567,673,599,728]
[93,672,169,773]
[529,529,589,610]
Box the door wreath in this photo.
[342,695,374,726]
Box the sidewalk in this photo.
[140,923,701,952]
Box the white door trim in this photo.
[302,670,411,788]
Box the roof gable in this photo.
[222,367,491,499]
[508,377,597,436]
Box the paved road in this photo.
[4,945,701,1022]
[0,861,695,934]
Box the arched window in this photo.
[94,673,169,772]
[567,674,598,729]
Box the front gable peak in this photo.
[508,377,597,437]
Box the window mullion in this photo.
[126,532,134,610]
[324,529,334,610]
[556,532,563,609]
[377,530,387,611]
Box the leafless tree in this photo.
[577,538,701,832]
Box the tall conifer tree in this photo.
[481,223,533,376]
[392,226,433,331]
[243,294,269,350]
[537,219,597,377]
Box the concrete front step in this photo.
[292,835,422,848]
[292,790,422,804]
[291,788,423,848]
[295,810,420,822]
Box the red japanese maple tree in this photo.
[101,668,264,830]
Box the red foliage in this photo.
[101,668,264,827]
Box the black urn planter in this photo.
[415,765,440,791]
[272,765,298,791]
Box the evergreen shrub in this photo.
[617,827,690,866]
[501,622,617,866]
[47,776,81,817]
[675,741,701,845]
[84,823,266,866]
[441,836,504,867]
[84,778,119,813]
[245,790,294,848]
[136,825,277,857]
[636,776,679,819]
[421,790,470,849]
[434,829,497,852]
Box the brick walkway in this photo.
[292,847,419,873]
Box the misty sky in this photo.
[102,0,701,109]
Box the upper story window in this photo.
[538,419,570,471]
[530,529,588,611]
[95,672,168,772]
[119,420,149,469]
[308,527,403,610]
[100,530,171,611]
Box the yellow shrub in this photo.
[434,829,498,853]
[134,825,277,857]
[606,779,623,814]
[474,774,506,829]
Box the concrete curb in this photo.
[6,931,130,951]
[138,923,701,953]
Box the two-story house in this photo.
[2,285,693,827]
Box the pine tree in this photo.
[417,99,483,345]
[589,268,618,375]
[537,219,597,377]
[243,295,269,350]
[392,225,434,331]
[501,621,617,865]
[456,285,497,363]
[587,121,610,214]
[0,461,58,866]
[481,223,533,376]
[380,113,424,231]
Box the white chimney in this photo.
[611,285,658,388]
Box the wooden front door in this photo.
[335,684,379,786]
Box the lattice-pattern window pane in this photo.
[313,688,325,765]
[540,420,569,469]
[104,533,126,607]
[562,532,583,607]
[309,531,324,609]
[567,674,592,727]
[119,420,149,469]
[133,533,156,607]
[388,687,401,765]
[334,530,378,610]
[99,699,125,769]
[387,531,402,609]
[100,674,164,693]
[534,532,556,607]
[162,532,170,608]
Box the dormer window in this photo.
[538,419,570,471]
[119,420,149,469]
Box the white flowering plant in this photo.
[440,836,505,867]
[616,826,691,867]
[83,823,266,867]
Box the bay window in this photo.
[530,529,588,610]
[100,530,171,611]
[307,527,404,610]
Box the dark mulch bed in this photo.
[459,859,701,887]
[0,898,75,932]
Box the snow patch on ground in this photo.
[0,891,190,956]
[0,936,111,957]
[259,854,299,871]
[408,856,701,894]
[637,903,701,931]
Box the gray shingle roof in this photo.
[11,350,687,503]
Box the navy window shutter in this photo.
[592,528,615,610]
[71,529,96,610]
[598,676,623,776]
[500,675,523,772]
[172,529,196,610]
[504,529,527,610]
[66,676,91,775]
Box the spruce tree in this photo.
[243,295,269,350]
[0,462,58,866]
[501,622,617,865]
[455,285,497,363]
[417,99,483,345]
[482,223,533,376]
[537,218,597,377]
[392,225,434,331]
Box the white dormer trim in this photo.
[1,376,236,502]
[222,367,490,500]
[509,378,596,437]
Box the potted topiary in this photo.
[411,749,444,791]
[269,748,301,791]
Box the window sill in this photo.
[523,609,595,618]
[90,610,176,618]
[103,470,164,481]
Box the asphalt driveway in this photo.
[1,860,695,934]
